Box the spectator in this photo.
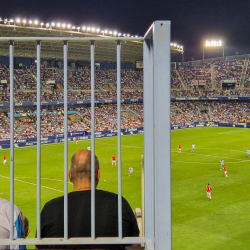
[0,197,26,249]
[36,150,139,249]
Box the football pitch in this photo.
[1,127,250,249]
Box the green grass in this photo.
[1,127,250,249]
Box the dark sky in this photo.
[1,0,250,61]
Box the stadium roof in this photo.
[0,24,183,63]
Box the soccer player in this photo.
[220,159,224,170]
[3,155,6,165]
[129,166,133,177]
[111,155,116,166]
[206,184,212,200]
[245,149,249,158]
[223,165,228,177]
[178,145,182,153]
[87,145,90,151]
[76,137,78,145]
[191,144,195,153]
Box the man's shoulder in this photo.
[43,195,64,209]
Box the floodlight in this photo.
[96,28,100,32]
[118,33,122,36]
[72,26,75,29]
[46,23,50,28]
[34,20,38,25]
[62,23,66,28]
[40,22,44,27]
[16,18,21,23]
[77,27,80,31]
[29,20,32,24]
[87,27,91,31]
[113,31,117,36]
[22,19,27,24]
[109,31,112,35]
[56,23,61,27]
[123,34,126,36]
[51,22,55,27]
[127,34,130,37]
[135,35,138,38]
[82,26,86,31]
[104,30,108,34]
[10,19,14,23]
[91,27,95,32]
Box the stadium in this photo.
[0,18,250,250]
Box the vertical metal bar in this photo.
[153,21,171,250]
[117,40,122,239]
[63,40,68,240]
[143,36,155,249]
[9,40,14,240]
[36,40,41,239]
[90,40,95,239]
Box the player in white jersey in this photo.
[87,145,90,151]
[0,197,26,249]
[220,159,224,170]
[245,149,250,158]
[191,144,195,153]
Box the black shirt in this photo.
[36,189,139,249]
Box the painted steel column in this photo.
[63,40,68,240]
[9,40,14,240]
[90,40,96,239]
[116,40,122,239]
[153,21,172,250]
[36,40,41,239]
[143,35,154,250]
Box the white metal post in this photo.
[116,40,122,239]
[90,40,96,239]
[144,21,172,250]
[9,40,14,240]
[36,40,41,239]
[63,40,68,240]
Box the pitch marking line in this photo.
[0,175,69,193]
[14,177,73,185]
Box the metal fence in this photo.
[0,21,171,250]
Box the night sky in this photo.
[1,0,250,61]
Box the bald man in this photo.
[36,150,139,249]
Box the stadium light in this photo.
[51,22,55,27]
[34,20,39,25]
[91,27,95,32]
[46,23,50,28]
[82,26,86,31]
[40,22,44,28]
[22,19,27,25]
[113,31,117,36]
[9,19,14,23]
[87,27,91,31]
[57,22,61,28]
[96,28,100,33]
[203,39,224,62]
[62,23,66,28]
[15,18,21,24]
[104,30,108,34]
[29,20,32,26]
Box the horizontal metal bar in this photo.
[0,37,144,42]
[0,237,146,245]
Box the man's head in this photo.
[68,150,100,189]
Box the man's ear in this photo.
[26,229,30,237]
[95,169,101,184]
[68,169,73,182]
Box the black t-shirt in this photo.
[36,189,139,249]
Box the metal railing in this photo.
[0,20,171,250]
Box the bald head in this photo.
[69,150,99,183]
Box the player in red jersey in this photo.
[206,184,212,200]
[75,137,78,145]
[223,165,228,177]
[178,145,182,153]
[112,156,116,166]
[3,155,6,165]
